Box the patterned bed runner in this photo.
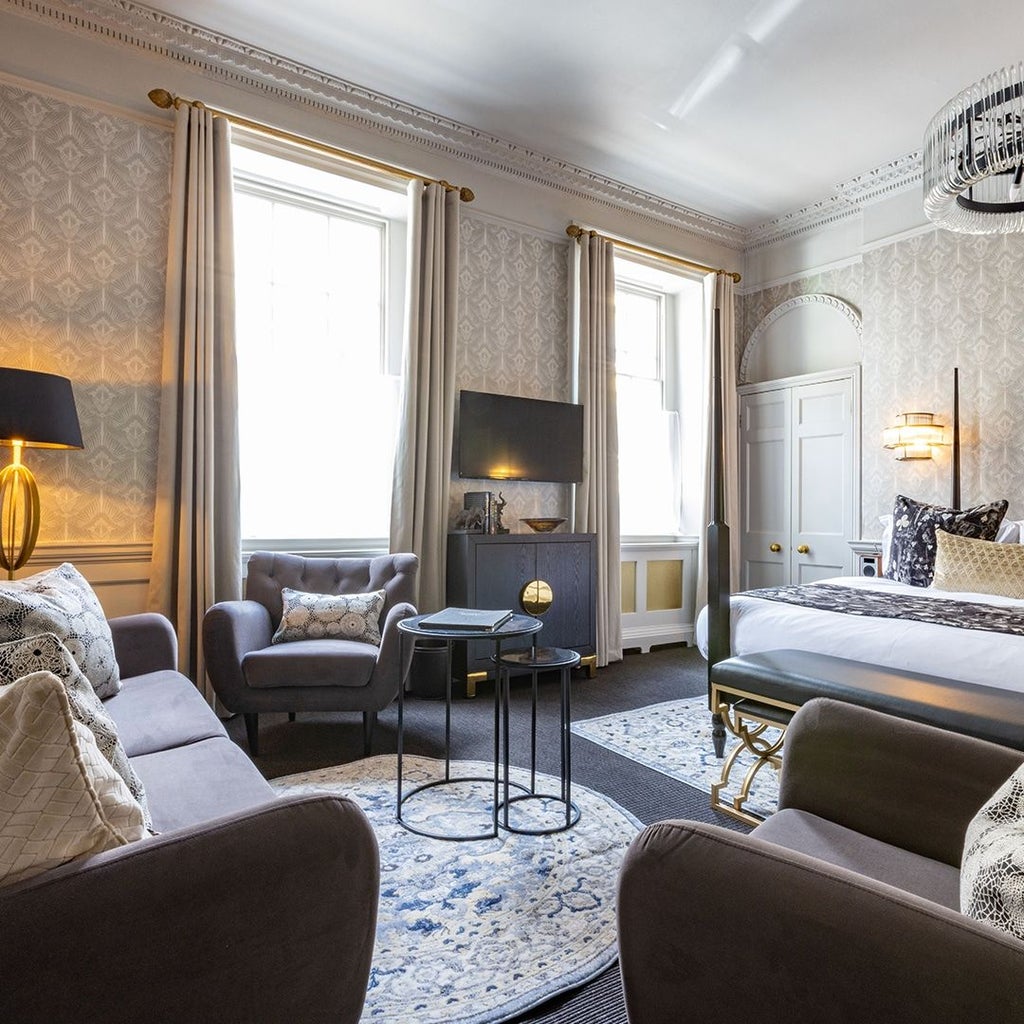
[744,583,1024,638]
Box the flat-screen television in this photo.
[458,390,584,483]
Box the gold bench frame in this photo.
[710,682,800,826]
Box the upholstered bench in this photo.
[708,648,1024,824]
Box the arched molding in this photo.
[739,293,862,384]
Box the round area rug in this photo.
[270,755,641,1024]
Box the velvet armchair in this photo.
[203,551,418,755]
[617,698,1024,1023]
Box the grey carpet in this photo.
[225,643,750,1023]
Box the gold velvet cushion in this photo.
[271,588,387,646]
[932,529,1024,599]
[961,761,1024,940]
[0,672,147,888]
[0,563,121,698]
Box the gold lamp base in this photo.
[0,443,41,579]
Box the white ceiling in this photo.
[147,0,1024,229]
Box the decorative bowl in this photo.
[520,517,567,533]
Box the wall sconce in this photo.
[882,412,947,460]
[0,368,84,579]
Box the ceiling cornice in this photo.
[6,0,747,247]
[743,152,923,250]
[4,0,924,255]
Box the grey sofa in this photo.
[204,551,418,756]
[618,697,1024,1024]
[0,612,379,1024]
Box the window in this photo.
[231,136,406,552]
[614,257,703,537]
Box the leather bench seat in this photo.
[710,648,1024,751]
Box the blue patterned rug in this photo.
[571,696,780,819]
[271,755,640,1023]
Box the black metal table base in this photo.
[497,645,582,836]
[398,775,531,842]
[396,614,542,842]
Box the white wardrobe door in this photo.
[790,376,855,583]
[739,387,791,590]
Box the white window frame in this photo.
[614,255,703,542]
[231,134,407,557]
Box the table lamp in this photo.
[0,368,84,579]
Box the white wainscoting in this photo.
[12,543,152,620]
[620,539,699,653]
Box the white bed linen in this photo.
[695,576,1024,692]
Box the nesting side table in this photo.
[495,645,582,834]
[396,613,542,841]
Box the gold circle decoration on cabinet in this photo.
[520,579,554,616]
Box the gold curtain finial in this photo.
[436,180,476,202]
[147,87,474,202]
[566,222,740,282]
[147,88,176,110]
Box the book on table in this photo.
[419,607,514,631]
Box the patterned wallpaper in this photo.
[452,214,573,530]
[740,231,1024,538]
[0,81,573,550]
[861,231,1024,532]
[0,81,170,545]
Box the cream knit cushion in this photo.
[932,529,1024,599]
[0,672,146,888]
[0,563,121,698]
[0,634,150,827]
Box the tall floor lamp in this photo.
[0,368,83,580]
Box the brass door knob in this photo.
[796,544,810,554]
[769,543,782,552]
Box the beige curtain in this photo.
[696,272,741,609]
[148,104,241,703]
[573,232,622,665]
[390,181,460,613]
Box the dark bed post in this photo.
[952,366,961,508]
[707,304,731,757]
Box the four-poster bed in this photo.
[702,348,1024,816]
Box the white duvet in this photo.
[695,576,1024,693]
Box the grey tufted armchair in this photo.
[203,551,418,756]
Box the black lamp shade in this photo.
[0,368,84,450]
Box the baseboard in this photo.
[621,622,695,654]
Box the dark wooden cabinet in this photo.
[446,532,597,694]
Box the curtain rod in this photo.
[147,88,475,202]
[566,223,740,283]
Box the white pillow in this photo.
[879,514,893,573]
[0,672,146,888]
[0,634,149,827]
[271,588,387,647]
[0,563,120,698]
[996,520,1024,544]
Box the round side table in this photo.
[496,645,582,834]
[396,613,542,841]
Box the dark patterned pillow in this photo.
[885,494,1008,587]
[961,761,1024,940]
[271,588,387,647]
[0,633,150,828]
[0,563,120,698]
